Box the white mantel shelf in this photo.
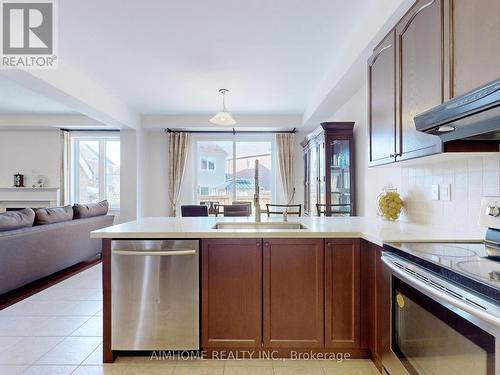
[0,187,60,212]
[0,187,60,191]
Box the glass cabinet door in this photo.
[329,139,351,215]
[309,146,318,215]
[318,141,325,207]
[303,151,309,214]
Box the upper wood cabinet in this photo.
[396,0,443,161]
[263,238,324,348]
[368,31,397,166]
[201,239,262,348]
[448,0,500,97]
[368,0,500,165]
[325,239,361,348]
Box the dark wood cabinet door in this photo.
[263,238,324,348]
[396,0,443,160]
[448,0,500,97]
[201,239,262,348]
[368,31,397,166]
[370,243,390,366]
[325,239,361,348]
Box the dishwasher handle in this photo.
[112,249,196,256]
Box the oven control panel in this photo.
[479,196,500,229]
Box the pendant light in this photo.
[210,88,236,125]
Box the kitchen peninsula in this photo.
[91,216,484,368]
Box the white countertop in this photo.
[91,216,486,247]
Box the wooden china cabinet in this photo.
[301,122,355,216]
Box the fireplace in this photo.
[0,188,60,213]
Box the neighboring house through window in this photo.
[70,133,120,210]
[194,136,276,211]
[200,156,216,171]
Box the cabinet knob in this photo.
[326,242,332,247]
[256,241,261,247]
[264,242,269,247]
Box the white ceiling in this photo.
[59,0,376,115]
[0,0,408,129]
[0,76,77,115]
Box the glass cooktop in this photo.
[384,242,500,294]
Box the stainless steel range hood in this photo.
[414,79,500,143]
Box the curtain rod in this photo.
[60,129,120,132]
[165,128,296,134]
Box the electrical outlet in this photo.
[440,184,451,201]
[432,184,440,201]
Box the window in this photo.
[71,133,120,209]
[200,156,216,171]
[194,136,275,211]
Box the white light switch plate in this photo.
[440,184,451,201]
[432,185,440,200]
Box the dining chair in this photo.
[266,204,302,217]
[215,203,251,217]
[316,203,351,216]
[181,205,209,217]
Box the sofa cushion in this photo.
[0,208,35,232]
[34,205,74,225]
[73,200,109,219]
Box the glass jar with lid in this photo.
[377,185,403,221]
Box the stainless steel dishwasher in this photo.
[111,239,199,351]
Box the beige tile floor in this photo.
[0,264,379,375]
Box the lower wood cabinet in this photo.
[362,241,390,370]
[325,239,360,348]
[201,238,262,348]
[201,237,366,354]
[373,243,390,367]
[263,238,324,348]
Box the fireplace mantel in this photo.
[0,187,60,212]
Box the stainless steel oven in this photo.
[381,252,499,375]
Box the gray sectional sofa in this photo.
[0,202,114,295]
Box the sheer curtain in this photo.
[168,132,191,216]
[60,130,71,205]
[276,133,295,204]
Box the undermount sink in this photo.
[212,222,308,230]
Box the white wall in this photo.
[0,130,61,188]
[142,130,169,216]
[119,129,145,222]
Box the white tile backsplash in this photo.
[399,154,500,231]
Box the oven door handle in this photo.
[382,256,500,327]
